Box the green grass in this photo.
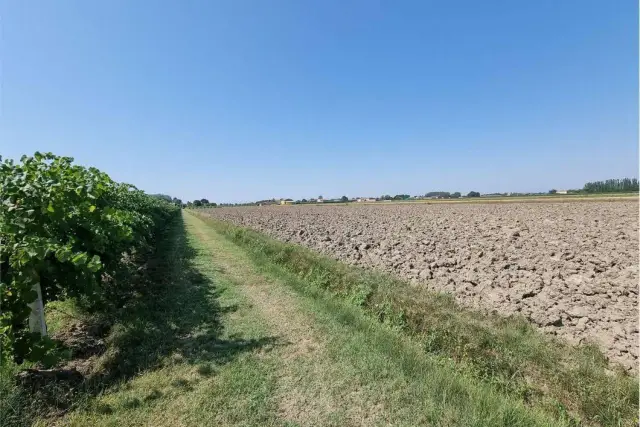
[195,213,638,427]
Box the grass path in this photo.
[187,211,380,425]
[51,213,590,426]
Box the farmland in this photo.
[200,200,639,371]
[2,155,638,427]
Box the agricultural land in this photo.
[201,201,639,372]
[2,155,638,427]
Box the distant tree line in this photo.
[547,178,639,195]
[180,178,639,209]
[378,194,411,200]
[201,192,485,206]
[424,191,474,198]
[582,178,638,193]
[425,191,451,198]
[186,198,217,208]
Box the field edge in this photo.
[190,211,639,427]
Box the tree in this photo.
[583,178,639,193]
[425,192,451,198]
[301,199,308,203]
[549,189,557,194]
[193,200,202,207]
[340,195,349,202]
[467,191,480,198]
[451,192,461,198]
[200,198,209,205]
[150,194,172,202]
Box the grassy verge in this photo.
[1,214,280,426]
[195,213,638,427]
[52,214,281,426]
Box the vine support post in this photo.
[28,282,47,336]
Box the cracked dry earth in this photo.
[202,201,639,371]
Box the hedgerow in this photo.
[0,152,179,365]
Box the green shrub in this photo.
[0,153,179,364]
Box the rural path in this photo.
[185,212,385,426]
[57,213,573,427]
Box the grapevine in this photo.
[0,153,179,364]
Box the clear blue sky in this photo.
[2,1,637,203]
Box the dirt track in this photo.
[202,201,639,371]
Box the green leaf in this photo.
[88,255,102,272]
[89,205,96,212]
[47,202,54,213]
[71,253,87,265]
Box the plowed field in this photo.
[203,201,639,371]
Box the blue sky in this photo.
[1,1,637,203]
